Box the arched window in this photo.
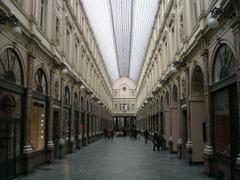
[81,97,84,112]
[64,87,70,104]
[192,66,204,95]
[74,93,78,108]
[39,0,45,29]
[172,85,178,102]
[213,44,235,84]
[86,100,89,112]
[0,48,23,85]
[33,69,47,95]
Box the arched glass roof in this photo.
[82,0,159,83]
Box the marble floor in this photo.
[16,137,217,180]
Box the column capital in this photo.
[200,49,208,61]
[27,52,36,61]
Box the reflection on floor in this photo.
[16,137,217,180]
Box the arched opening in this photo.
[74,93,80,149]
[211,43,238,178]
[189,65,205,162]
[0,48,24,179]
[31,68,48,153]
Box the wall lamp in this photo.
[0,12,22,37]
[208,6,236,29]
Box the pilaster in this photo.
[23,53,34,154]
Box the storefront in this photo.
[0,48,24,179]
[211,43,238,179]
[74,93,80,149]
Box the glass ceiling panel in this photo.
[81,0,159,83]
[82,0,119,81]
[130,0,159,81]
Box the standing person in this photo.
[107,128,111,139]
[137,129,140,140]
[153,133,160,151]
[110,128,114,139]
[144,129,149,143]
[158,132,164,151]
[103,128,107,139]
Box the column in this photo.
[177,76,182,158]
[185,67,193,163]
[23,53,34,154]
[70,84,75,152]
[200,49,214,174]
[47,69,55,160]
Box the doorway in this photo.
[53,110,60,159]
[182,110,188,160]
[213,83,238,179]
[74,111,79,149]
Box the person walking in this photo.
[153,133,160,151]
[158,132,164,151]
[103,128,107,138]
[143,129,149,143]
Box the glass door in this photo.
[0,122,16,179]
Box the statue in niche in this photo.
[54,80,59,99]
[181,78,186,98]
[179,14,184,42]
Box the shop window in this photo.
[214,89,230,156]
[0,48,23,85]
[31,102,45,151]
[213,44,235,84]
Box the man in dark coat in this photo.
[144,129,149,143]
[153,133,160,151]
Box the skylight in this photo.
[81,0,159,83]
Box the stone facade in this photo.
[136,0,240,179]
[0,0,113,179]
